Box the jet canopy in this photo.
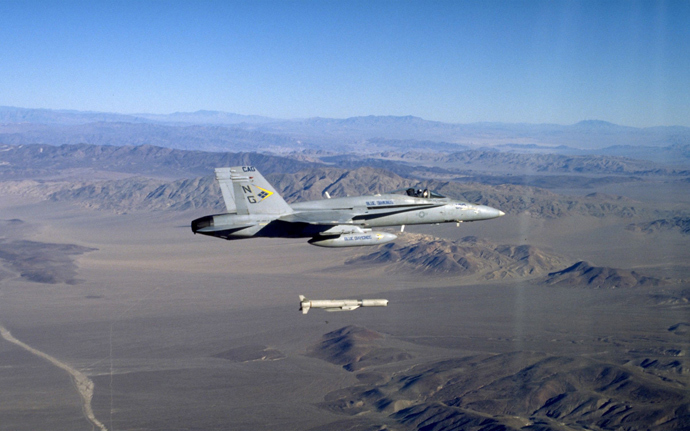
[404,188,445,199]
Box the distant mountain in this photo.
[0,122,302,152]
[48,176,220,213]
[268,167,412,202]
[45,166,412,212]
[572,119,637,131]
[311,150,689,192]
[20,159,655,220]
[356,137,471,152]
[435,150,681,175]
[0,106,275,126]
[0,156,662,221]
[2,107,689,151]
[544,261,668,288]
[347,234,569,279]
[0,144,674,221]
[627,217,690,235]
[0,106,144,125]
[133,110,276,125]
[257,115,690,149]
[594,143,690,164]
[429,182,652,219]
[479,141,690,165]
[0,143,318,180]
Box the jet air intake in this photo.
[308,231,397,247]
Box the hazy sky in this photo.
[1,0,688,127]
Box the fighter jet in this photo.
[191,166,504,247]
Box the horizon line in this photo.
[0,105,688,129]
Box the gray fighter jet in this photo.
[191,166,504,247]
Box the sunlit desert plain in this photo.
[0,138,688,431]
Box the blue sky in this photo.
[1,0,688,127]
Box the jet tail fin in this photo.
[214,168,237,212]
[227,166,293,216]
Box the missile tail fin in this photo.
[299,295,310,314]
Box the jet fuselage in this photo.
[191,166,505,247]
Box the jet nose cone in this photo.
[475,205,505,220]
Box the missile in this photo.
[308,231,397,247]
[299,295,388,314]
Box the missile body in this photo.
[299,295,388,314]
[308,231,397,247]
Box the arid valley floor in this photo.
[0,146,689,431]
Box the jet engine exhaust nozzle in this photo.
[191,216,214,233]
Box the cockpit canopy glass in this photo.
[404,188,445,199]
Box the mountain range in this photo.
[346,234,569,279]
[0,143,678,223]
[2,106,689,154]
[316,348,690,431]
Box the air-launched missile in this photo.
[299,295,388,314]
[308,231,397,247]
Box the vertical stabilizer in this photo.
[214,168,237,213]
[228,166,293,215]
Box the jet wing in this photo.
[279,210,362,225]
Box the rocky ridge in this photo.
[314,348,690,431]
[544,261,668,289]
[306,326,412,372]
[627,217,690,235]
[346,234,570,279]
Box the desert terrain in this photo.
[0,137,688,430]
